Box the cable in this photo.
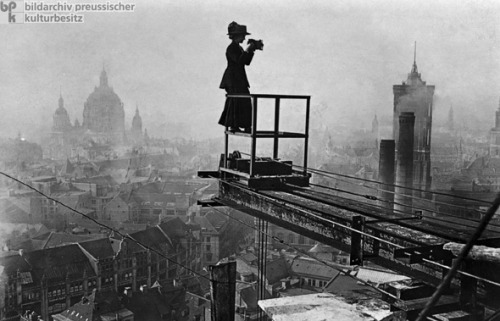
[298,163,491,205]
[307,183,500,231]
[271,155,498,229]
[205,202,405,303]
[415,193,500,321]
[238,151,491,219]
[304,164,492,221]
[218,177,500,288]
[0,171,215,284]
[308,173,500,230]
[236,150,490,205]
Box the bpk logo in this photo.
[0,1,23,24]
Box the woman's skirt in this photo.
[218,87,252,129]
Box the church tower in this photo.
[371,114,379,145]
[447,105,454,131]
[52,94,72,132]
[393,43,435,197]
[132,105,143,134]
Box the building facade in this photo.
[0,220,198,321]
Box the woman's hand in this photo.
[246,42,256,53]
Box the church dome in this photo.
[82,68,125,134]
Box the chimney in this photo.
[378,140,395,210]
[394,112,415,213]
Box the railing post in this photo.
[223,127,229,175]
[460,260,478,314]
[303,97,310,176]
[372,229,380,258]
[273,98,280,159]
[250,96,258,177]
[350,215,365,266]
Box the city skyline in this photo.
[0,0,499,142]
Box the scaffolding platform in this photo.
[213,93,311,190]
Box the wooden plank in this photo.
[444,242,500,264]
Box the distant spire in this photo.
[100,65,108,87]
[448,104,454,131]
[411,41,418,74]
[372,114,379,135]
[58,91,64,109]
[414,41,416,64]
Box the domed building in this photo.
[52,94,72,132]
[82,68,125,144]
[46,67,148,160]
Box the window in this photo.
[206,244,211,252]
[288,234,295,244]
[206,237,211,242]
[206,253,213,262]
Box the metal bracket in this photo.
[350,215,365,266]
[197,171,220,179]
[197,199,224,207]
[394,244,454,264]
[366,216,421,224]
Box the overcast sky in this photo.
[1,0,499,141]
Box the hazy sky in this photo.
[1,0,499,141]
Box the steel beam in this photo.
[217,181,450,285]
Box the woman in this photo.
[218,21,258,133]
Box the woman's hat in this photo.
[227,21,251,35]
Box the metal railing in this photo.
[222,93,311,178]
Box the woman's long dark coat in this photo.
[218,42,254,129]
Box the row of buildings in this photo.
[1,217,198,321]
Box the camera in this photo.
[247,39,264,51]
